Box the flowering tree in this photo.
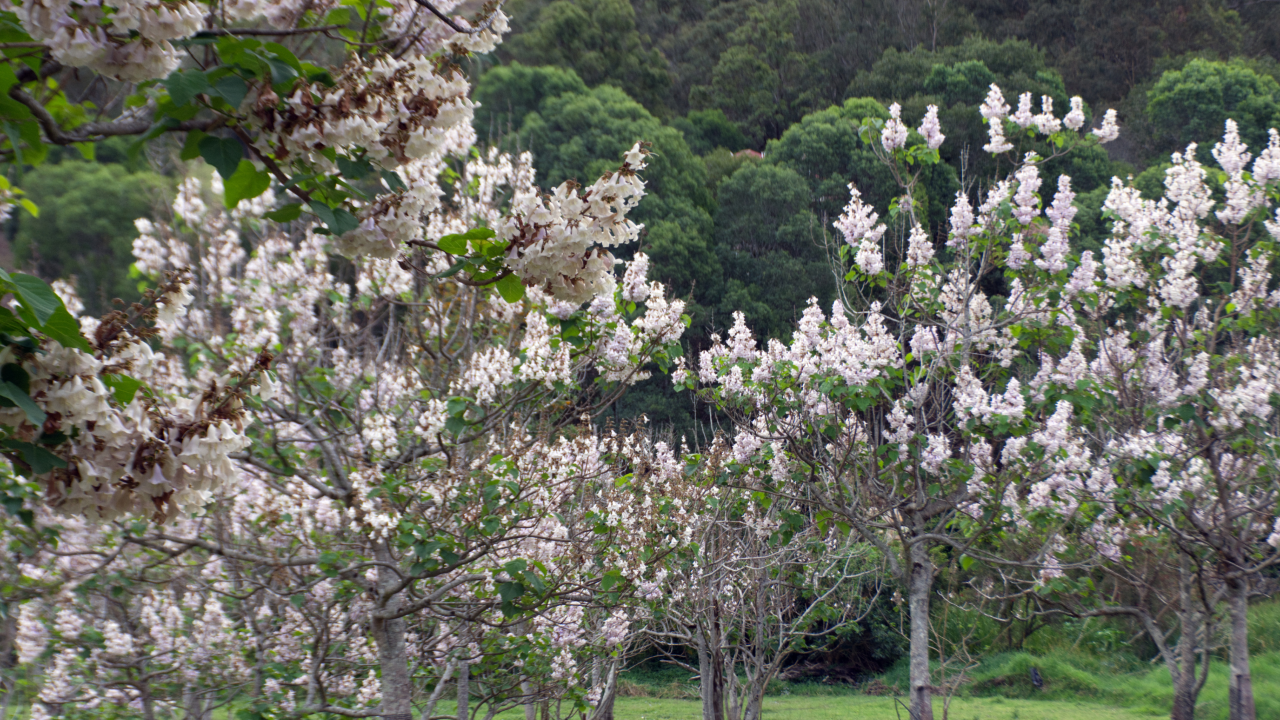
[645,480,881,720]
[0,0,680,523]
[688,86,1280,720]
[9,142,708,720]
[1018,120,1280,720]
[687,88,1118,720]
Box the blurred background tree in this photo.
[11,144,169,315]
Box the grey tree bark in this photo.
[521,679,536,720]
[697,623,725,720]
[908,541,934,720]
[1168,558,1211,720]
[457,658,471,720]
[1227,578,1256,720]
[372,542,413,720]
[588,656,620,720]
[181,686,209,720]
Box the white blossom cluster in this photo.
[500,143,650,304]
[0,279,258,522]
[834,184,887,274]
[977,83,1116,154]
[11,0,203,81]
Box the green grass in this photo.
[956,650,1280,720]
[430,696,1158,719]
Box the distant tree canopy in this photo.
[963,0,1246,102]
[669,109,750,155]
[473,62,589,141]
[502,0,673,113]
[13,160,168,315]
[1147,58,1280,155]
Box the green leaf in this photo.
[308,202,358,235]
[215,36,264,69]
[41,306,92,352]
[461,227,496,243]
[600,569,623,591]
[162,69,211,106]
[437,234,469,255]
[199,135,244,179]
[223,160,271,209]
[329,207,359,235]
[498,581,525,603]
[336,155,373,181]
[17,198,37,217]
[179,129,207,161]
[263,43,303,74]
[0,440,65,474]
[0,364,28,393]
[495,273,524,303]
[325,7,353,25]
[259,54,299,86]
[434,259,470,279]
[0,308,26,336]
[10,273,63,325]
[102,374,144,405]
[381,170,406,193]
[308,200,337,227]
[211,74,248,107]
[444,416,468,436]
[413,540,444,560]
[264,203,303,222]
[0,381,45,425]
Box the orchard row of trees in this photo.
[0,2,1277,720]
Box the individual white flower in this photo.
[980,83,1010,120]
[984,117,1014,154]
[1092,109,1120,143]
[918,105,945,149]
[1063,96,1086,131]
[882,103,908,151]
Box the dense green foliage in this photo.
[1146,58,1280,154]
[12,159,168,315]
[504,0,672,112]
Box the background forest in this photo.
[7,1,1280,716]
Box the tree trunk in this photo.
[425,662,456,720]
[589,657,619,720]
[742,674,767,720]
[1228,578,1255,720]
[725,654,741,720]
[697,622,725,720]
[141,686,156,720]
[457,659,471,720]
[710,604,725,720]
[908,541,933,720]
[372,543,413,720]
[522,679,537,720]
[1170,572,1201,720]
[182,685,208,720]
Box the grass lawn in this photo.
[429,696,1161,720]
